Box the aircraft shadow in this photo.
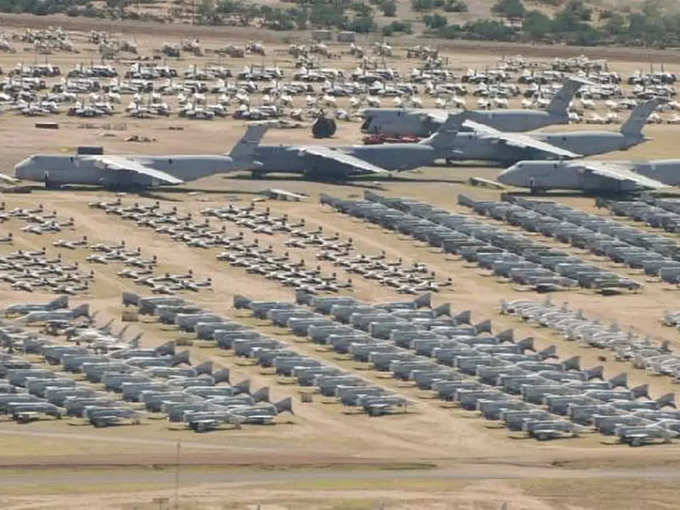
[222,174,387,190]
[503,190,650,198]
[23,184,269,202]
[386,175,468,184]
[437,161,506,168]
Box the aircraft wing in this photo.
[0,172,18,184]
[575,161,668,190]
[463,120,581,159]
[418,109,449,124]
[299,146,390,175]
[262,188,308,201]
[87,156,184,185]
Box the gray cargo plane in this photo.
[360,77,590,137]
[13,124,269,189]
[497,159,680,192]
[245,115,462,178]
[447,98,663,164]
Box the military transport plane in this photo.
[245,114,462,178]
[13,124,269,189]
[360,77,590,137]
[497,159,680,193]
[447,98,663,164]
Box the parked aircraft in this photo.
[447,98,663,164]
[245,114,463,178]
[497,159,680,192]
[13,124,269,189]
[360,77,590,137]
[3,296,68,317]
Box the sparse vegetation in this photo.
[491,0,525,19]
[382,19,412,35]
[443,0,467,13]
[380,0,397,17]
[424,13,447,29]
[436,0,680,48]
[4,0,680,49]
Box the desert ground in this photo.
[2,15,680,510]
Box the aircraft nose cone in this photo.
[14,157,31,179]
[497,165,519,186]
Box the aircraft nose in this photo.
[497,164,521,186]
[14,157,32,179]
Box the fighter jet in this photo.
[13,124,269,189]
[3,296,68,317]
[360,77,590,137]
[447,98,663,164]
[245,114,462,179]
[497,159,680,193]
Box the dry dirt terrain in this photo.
[2,15,680,510]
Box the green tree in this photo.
[411,0,433,12]
[602,11,625,36]
[381,0,396,16]
[561,0,591,21]
[491,0,525,18]
[522,9,552,38]
[309,2,344,27]
[346,14,376,32]
[444,0,467,12]
[424,13,447,29]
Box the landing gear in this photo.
[44,174,61,190]
[529,178,543,195]
[251,170,266,179]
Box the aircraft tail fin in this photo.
[608,372,628,388]
[584,365,603,381]
[474,319,492,334]
[48,296,69,310]
[562,355,580,371]
[194,361,213,375]
[517,337,535,352]
[656,392,676,409]
[275,396,294,415]
[155,341,176,356]
[252,386,270,403]
[128,332,142,348]
[620,98,664,136]
[100,318,114,332]
[71,304,89,319]
[233,295,251,309]
[117,324,130,339]
[538,345,558,360]
[433,303,450,317]
[228,122,269,162]
[422,113,465,149]
[453,310,471,325]
[122,292,139,307]
[172,350,191,366]
[296,289,314,305]
[547,77,588,116]
[631,384,650,400]
[213,368,230,384]
[497,328,514,343]
[234,379,250,394]
[413,293,431,309]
